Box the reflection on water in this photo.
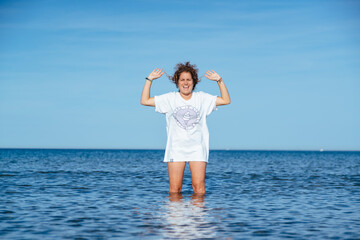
[163,193,216,239]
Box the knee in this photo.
[192,182,205,194]
[169,185,182,193]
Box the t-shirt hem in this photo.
[163,159,208,163]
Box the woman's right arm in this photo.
[140,68,164,107]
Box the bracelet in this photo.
[217,78,222,83]
[145,77,153,82]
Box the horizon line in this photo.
[0,147,359,152]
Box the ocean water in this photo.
[0,149,359,240]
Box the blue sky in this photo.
[0,0,359,150]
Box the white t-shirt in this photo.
[155,91,217,162]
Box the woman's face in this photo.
[178,72,194,95]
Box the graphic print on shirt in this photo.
[173,105,200,130]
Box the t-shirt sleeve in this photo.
[201,92,218,116]
[155,93,172,114]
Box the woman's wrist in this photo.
[217,78,223,83]
[146,77,153,82]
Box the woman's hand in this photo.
[205,70,230,106]
[141,68,163,107]
[204,70,222,81]
[148,68,164,81]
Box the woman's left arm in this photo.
[205,70,231,106]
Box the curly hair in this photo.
[170,61,200,90]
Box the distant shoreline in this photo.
[0,148,359,152]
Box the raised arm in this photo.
[204,70,231,106]
[140,68,164,106]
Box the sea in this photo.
[0,149,359,240]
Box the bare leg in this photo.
[191,193,205,207]
[167,162,186,193]
[189,161,207,194]
[168,192,183,202]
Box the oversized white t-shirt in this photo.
[155,91,217,162]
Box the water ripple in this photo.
[0,149,359,239]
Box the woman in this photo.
[140,62,230,194]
